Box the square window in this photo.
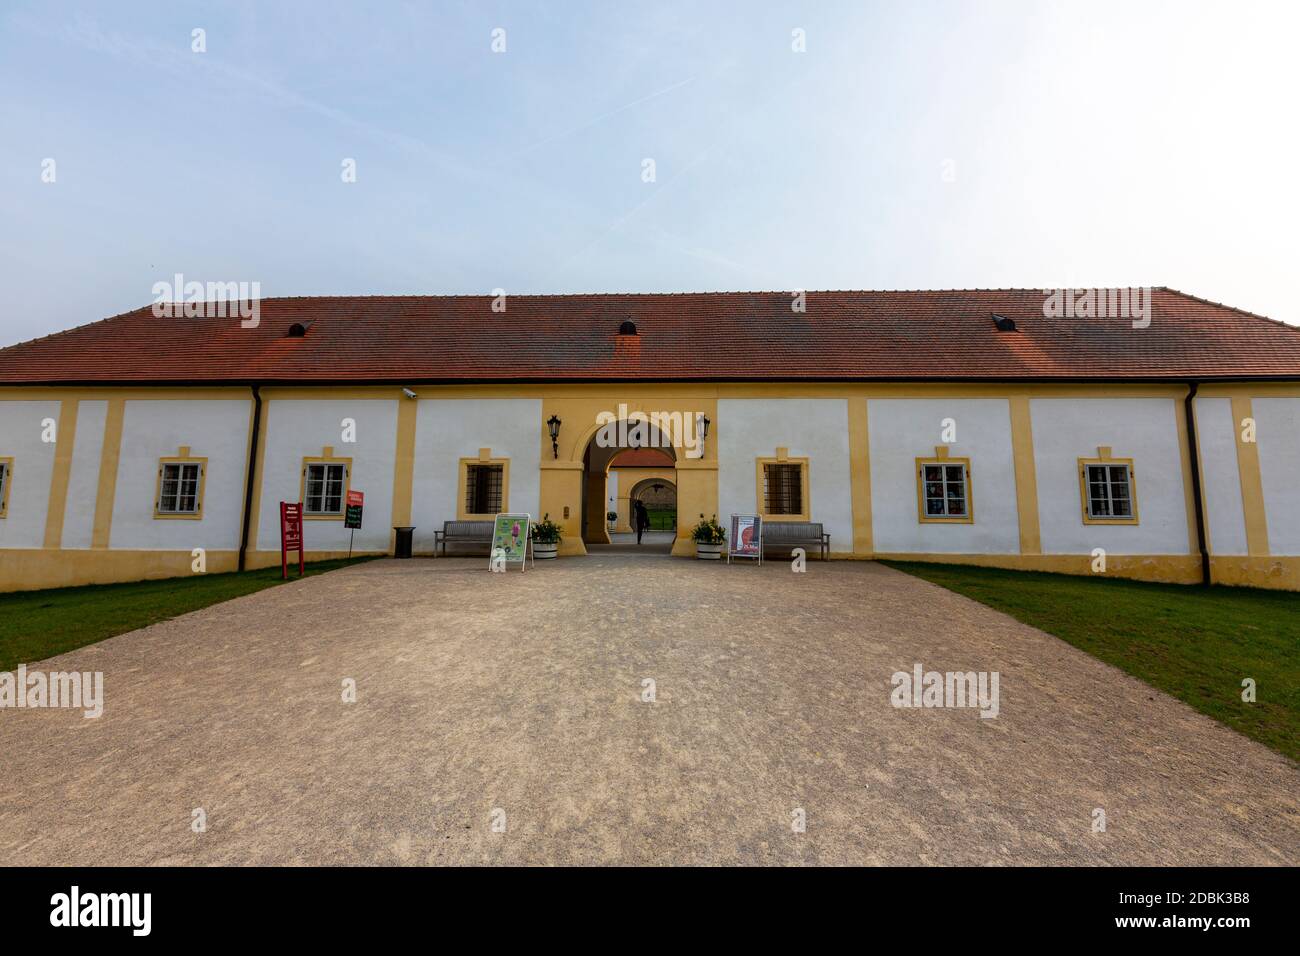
[157,461,203,515]
[304,462,348,515]
[465,463,504,515]
[1082,460,1137,523]
[917,459,971,521]
[763,462,804,516]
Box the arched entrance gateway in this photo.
[581,424,677,551]
[537,401,716,558]
[624,473,677,531]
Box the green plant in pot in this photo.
[530,514,563,559]
[689,514,726,560]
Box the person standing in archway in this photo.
[634,499,650,545]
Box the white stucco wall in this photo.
[1194,397,1248,556]
[1031,398,1189,555]
[0,400,61,549]
[256,399,398,552]
[61,400,107,549]
[868,398,1020,554]
[1253,397,1300,555]
[409,398,542,552]
[717,398,853,548]
[111,399,252,551]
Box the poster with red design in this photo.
[729,514,762,562]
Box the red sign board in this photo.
[280,501,304,579]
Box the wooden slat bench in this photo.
[762,521,830,561]
[434,520,495,556]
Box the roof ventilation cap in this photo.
[618,319,638,336]
[286,320,314,338]
[992,314,1017,332]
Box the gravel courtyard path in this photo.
[2,557,1295,865]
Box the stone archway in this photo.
[580,423,677,545]
[539,402,716,558]
[625,475,677,534]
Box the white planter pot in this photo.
[696,542,723,560]
[533,541,559,559]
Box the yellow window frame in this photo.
[300,452,353,520]
[458,456,510,520]
[916,456,974,524]
[1078,455,1139,525]
[0,457,12,518]
[756,455,810,522]
[154,454,208,520]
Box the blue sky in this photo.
[2,0,1297,346]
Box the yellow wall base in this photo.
[1208,555,1300,591]
[4,548,1299,593]
[871,552,1206,585]
[0,549,240,593]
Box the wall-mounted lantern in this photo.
[700,414,711,453]
[547,414,562,459]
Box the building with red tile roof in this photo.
[1,288,1298,592]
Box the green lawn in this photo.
[645,508,677,531]
[882,561,1300,762]
[0,558,375,672]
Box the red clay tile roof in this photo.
[609,449,675,468]
[2,289,1298,384]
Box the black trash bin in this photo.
[393,526,415,559]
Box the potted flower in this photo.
[689,514,726,560]
[530,514,563,559]
[606,510,618,532]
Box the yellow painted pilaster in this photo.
[1230,396,1269,556]
[671,458,718,556]
[91,398,126,548]
[540,461,587,555]
[389,396,419,551]
[847,397,873,556]
[1008,396,1041,555]
[42,399,79,549]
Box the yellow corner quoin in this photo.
[755,455,810,522]
[457,456,510,520]
[1077,455,1140,525]
[915,455,974,524]
[300,453,353,520]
